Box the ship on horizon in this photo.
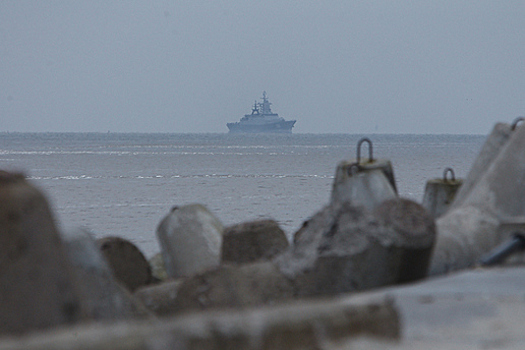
[227,92,296,133]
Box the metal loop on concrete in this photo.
[511,117,525,131]
[356,138,373,164]
[443,168,455,182]
[347,162,361,176]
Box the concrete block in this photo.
[373,198,437,283]
[430,123,525,275]
[156,204,224,279]
[0,172,82,335]
[0,294,399,350]
[282,199,435,298]
[97,236,153,292]
[157,261,294,315]
[221,219,289,264]
[134,280,183,316]
[331,162,397,211]
[62,228,154,321]
[451,122,514,209]
[357,266,525,348]
[331,138,398,208]
[8,266,525,349]
[149,253,168,281]
[421,168,463,218]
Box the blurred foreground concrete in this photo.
[1,266,525,349]
[357,266,525,349]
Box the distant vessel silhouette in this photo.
[227,92,296,133]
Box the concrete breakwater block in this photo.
[97,236,153,292]
[62,228,154,320]
[421,168,463,218]
[331,165,397,211]
[141,198,434,315]
[0,172,82,335]
[133,279,183,316]
[149,253,168,281]
[331,138,398,211]
[0,294,399,350]
[135,261,294,316]
[156,204,224,279]
[450,121,515,210]
[9,266,525,349]
[221,219,289,264]
[430,122,525,275]
[282,198,435,297]
[373,199,437,283]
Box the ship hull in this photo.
[227,120,296,133]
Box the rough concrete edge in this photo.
[0,294,399,350]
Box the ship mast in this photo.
[251,101,260,115]
[260,91,272,115]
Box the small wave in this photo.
[28,174,334,181]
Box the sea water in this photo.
[0,133,484,257]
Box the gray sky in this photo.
[1,1,524,134]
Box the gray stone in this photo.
[156,204,224,279]
[221,219,289,264]
[62,228,154,321]
[0,172,82,335]
[97,236,153,292]
[282,199,435,297]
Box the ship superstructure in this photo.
[227,92,296,133]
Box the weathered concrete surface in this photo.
[0,172,82,335]
[97,236,153,291]
[354,266,525,349]
[134,280,183,316]
[0,294,399,350]
[463,123,525,219]
[62,228,154,321]
[4,266,525,349]
[139,198,434,317]
[146,261,294,316]
[430,206,501,275]
[331,159,397,211]
[148,253,168,281]
[156,204,224,279]
[221,219,289,264]
[430,123,525,275]
[283,199,435,297]
[450,122,513,210]
[421,177,463,218]
[287,202,392,296]
[373,199,436,283]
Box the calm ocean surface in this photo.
[0,133,484,257]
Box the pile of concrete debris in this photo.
[1,120,525,349]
